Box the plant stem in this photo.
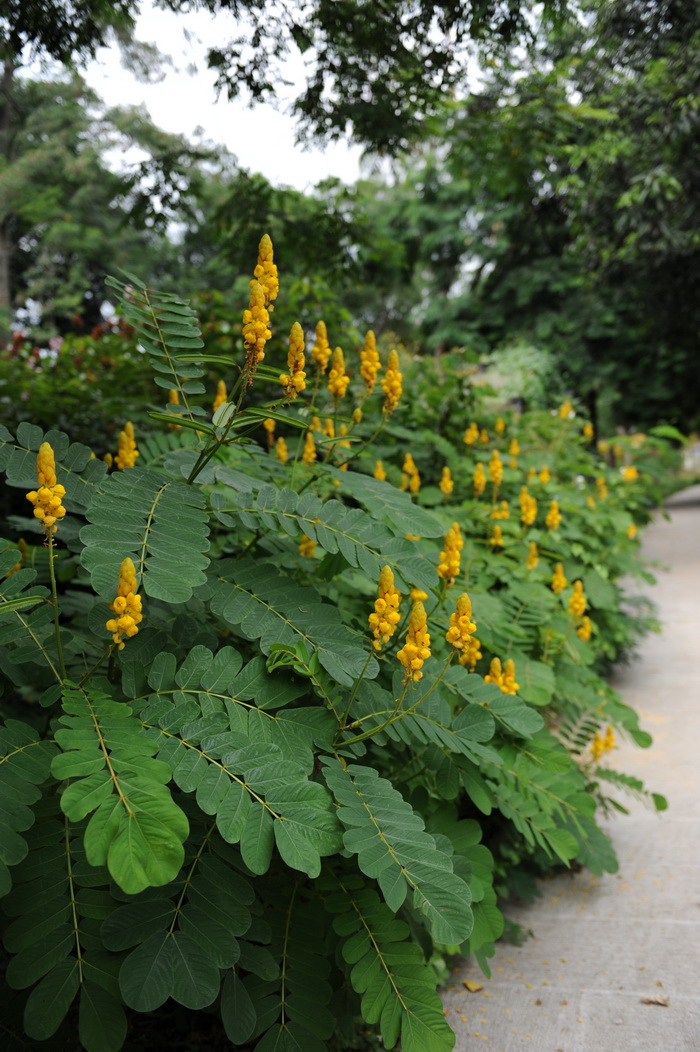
[341,649,375,728]
[47,534,66,681]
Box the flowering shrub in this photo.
[0,239,671,1052]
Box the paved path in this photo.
[444,485,700,1052]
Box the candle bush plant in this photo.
[0,237,671,1052]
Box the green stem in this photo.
[48,534,66,681]
[78,644,113,688]
[340,649,375,728]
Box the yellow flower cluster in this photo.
[439,466,454,497]
[368,565,401,651]
[374,460,386,481]
[397,599,431,682]
[626,523,637,539]
[445,593,477,657]
[381,349,402,414]
[242,280,271,367]
[252,233,279,311]
[360,329,381,393]
[551,563,567,594]
[595,476,608,499]
[491,501,510,519]
[526,541,539,570]
[508,438,519,469]
[484,657,519,695]
[328,346,350,399]
[558,399,574,419]
[401,453,421,494]
[545,499,562,531]
[105,557,143,650]
[489,449,503,488]
[539,465,551,485]
[480,429,489,444]
[577,615,593,642]
[302,431,317,465]
[213,380,227,413]
[495,416,505,434]
[519,487,537,526]
[464,422,479,446]
[489,525,504,548]
[263,417,276,444]
[26,442,66,535]
[279,322,307,399]
[114,421,139,470]
[591,725,615,761]
[299,534,316,558]
[437,522,463,584]
[569,580,587,619]
[622,465,639,481]
[473,462,486,497]
[275,436,288,463]
[582,422,594,442]
[311,320,331,372]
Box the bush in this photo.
[0,238,666,1052]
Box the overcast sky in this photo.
[80,0,364,192]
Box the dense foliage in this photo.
[0,237,673,1051]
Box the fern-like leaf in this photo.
[0,721,57,896]
[52,685,189,894]
[80,467,210,602]
[320,869,456,1052]
[322,759,473,944]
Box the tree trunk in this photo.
[0,56,14,341]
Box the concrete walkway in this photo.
[444,486,700,1052]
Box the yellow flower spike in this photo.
[551,562,567,594]
[577,615,592,642]
[484,657,504,690]
[279,321,307,399]
[590,732,604,761]
[545,499,562,531]
[526,466,536,482]
[252,233,279,310]
[463,422,479,446]
[603,725,615,751]
[519,486,537,526]
[275,436,288,464]
[338,423,351,449]
[352,407,363,424]
[473,462,486,497]
[299,534,317,558]
[328,346,350,399]
[526,541,539,570]
[397,599,431,682]
[263,418,276,446]
[489,525,504,548]
[360,329,381,393]
[490,501,510,520]
[539,465,551,485]
[458,634,482,670]
[445,593,477,653]
[479,428,489,444]
[381,349,402,414]
[569,580,587,620]
[622,465,639,481]
[587,494,597,510]
[488,449,503,488]
[374,460,387,481]
[310,416,322,433]
[105,557,143,650]
[595,476,608,499]
[26,442,66,535]
[495,416,505,434]
[439,466,454,497]
[114,421,139,470]
[410,587,428,601]
[368,565,402,651]
[213,379,227,413]
[558,399,574,419]
[582,422,594,442]
[302,430,317,465]
[508,439,520,458]
[242,279,271,369]
[437,522,463,585]
[502,659,519,694]
[626,523,637,539]
[311,320,331,373]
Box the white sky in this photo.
[79,0,364,192]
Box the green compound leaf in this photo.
[52,685,188,894]
[78,981,128,1052]
[0,720,57,896]
[201,558,378,687]
[0,425,106,511]
[80,467,210,603]
[320,465,445,539]
[322,760,473,945]
[320,871,455,1052]
[211,484,438,591]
